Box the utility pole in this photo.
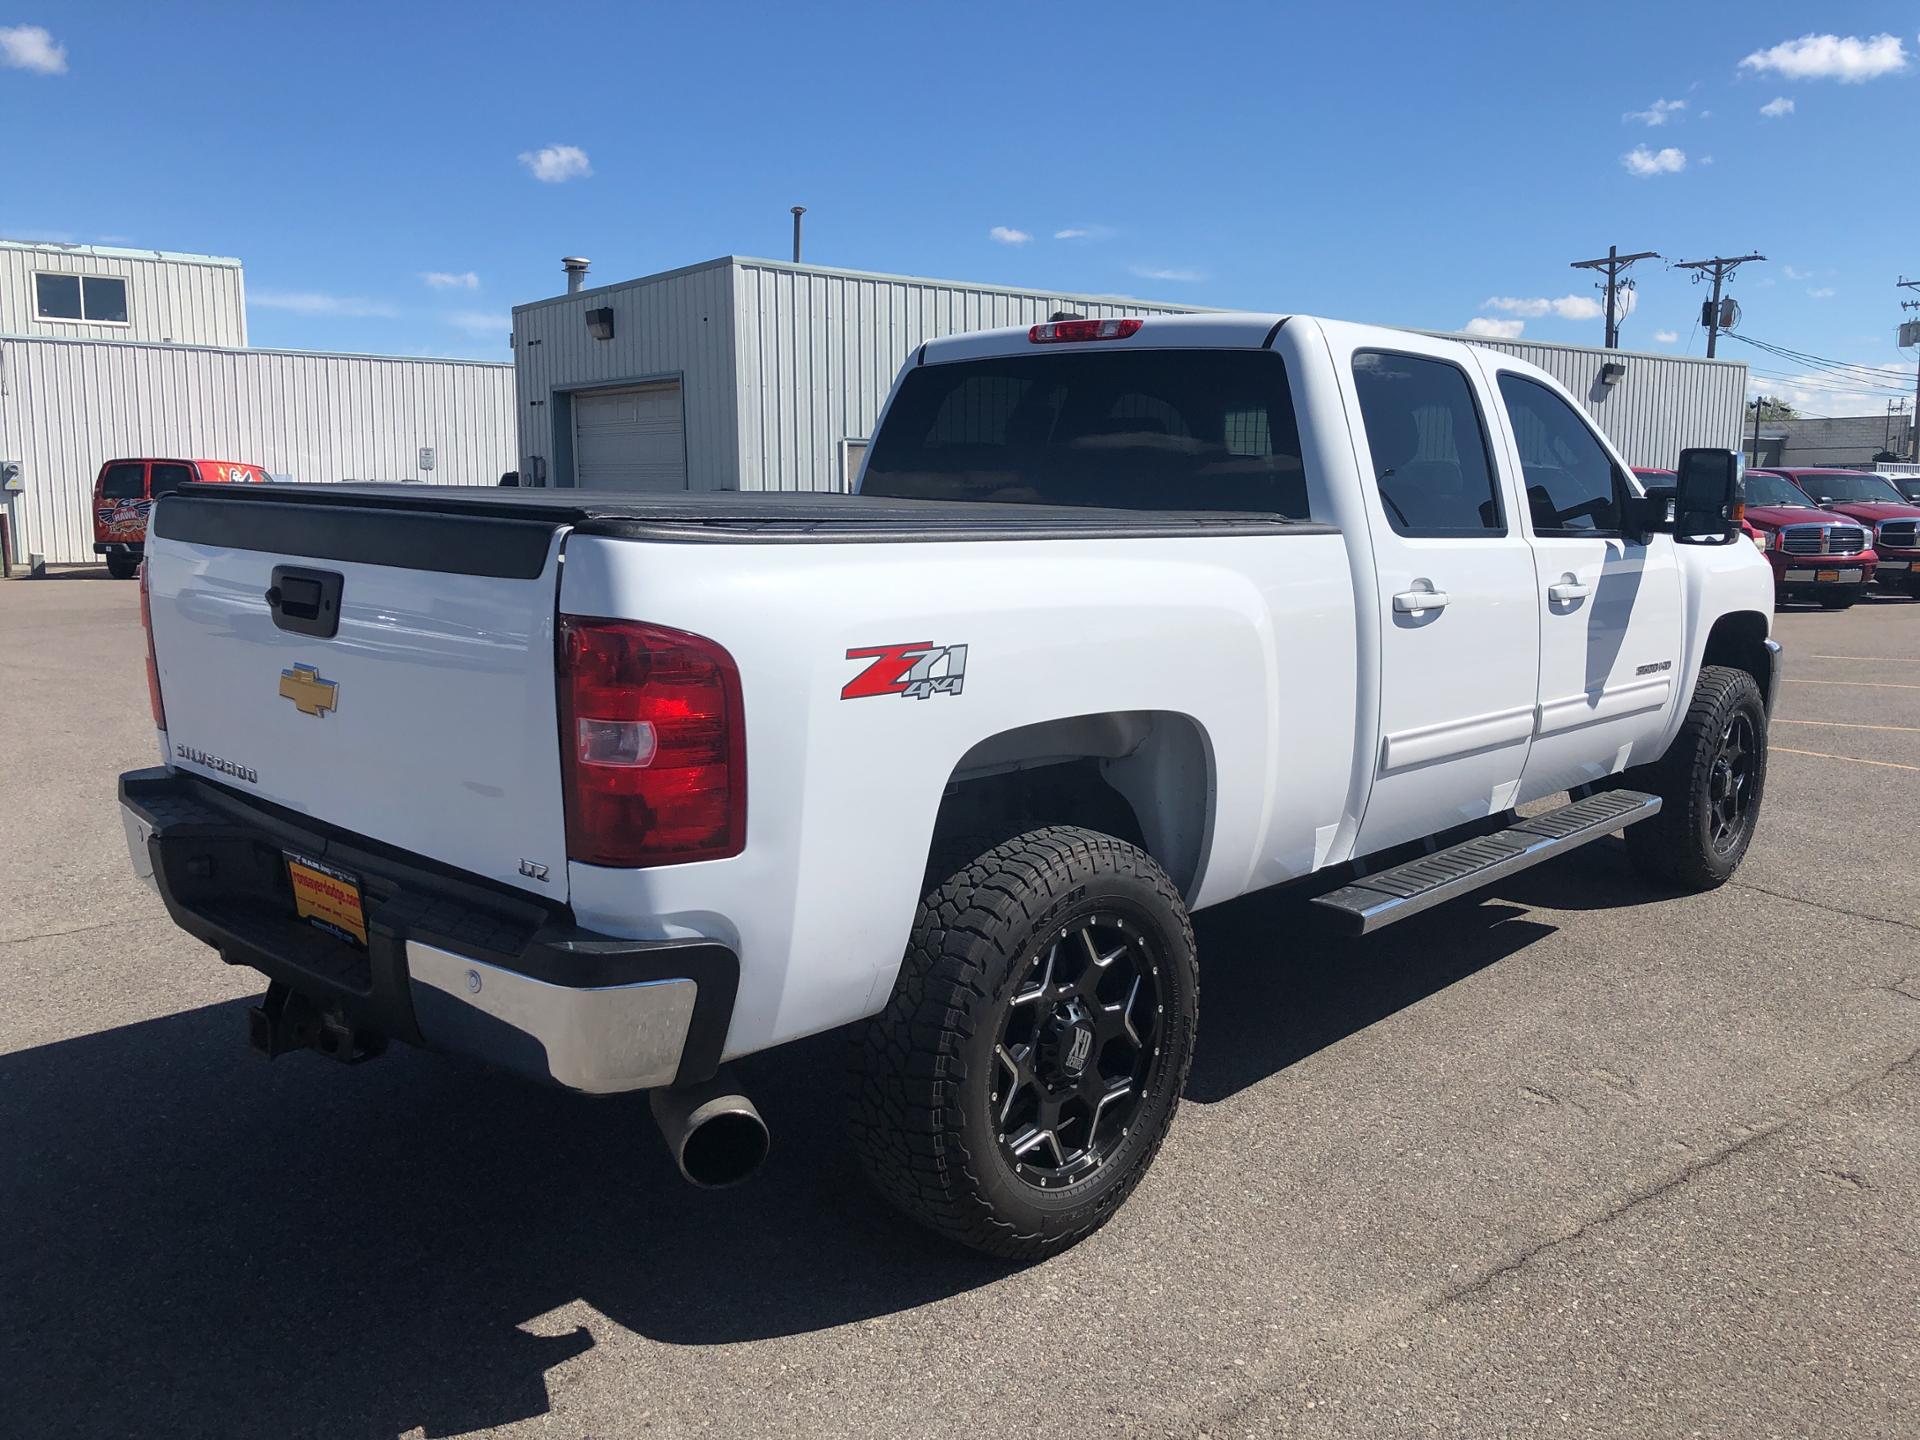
[1751,397,1764,468]
[1571,245,1659,348]
[1675,253,1765,358]
[1901,276,1919,460]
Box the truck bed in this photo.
[161,481,1333,548]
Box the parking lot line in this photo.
[1770,745,1920,772]
[1774,718,1920,734]
[1784,679,1920,691]
[1806,654,1920,663]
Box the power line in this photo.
[1726,333,1916,392]
[1673,253,1764,357]
[1569,245,1658,348]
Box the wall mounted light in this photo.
[1600,361,1626,386]
[585,307,615,341]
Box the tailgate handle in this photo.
[266,565,343,638]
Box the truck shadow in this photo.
[5,872,1593,1438]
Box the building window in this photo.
[35,273,130,324]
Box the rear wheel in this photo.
[1624,665,1767,891]
[1816,588,1859,610]
[106,553,139,580]
[850,826,1197,1260]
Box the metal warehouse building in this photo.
[512,255,1748,493]
[1,239,516,567]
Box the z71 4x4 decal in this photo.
[842,642,968,700]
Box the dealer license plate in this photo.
[1880,560,1910,571]
[285,852,367,946]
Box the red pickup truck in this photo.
[1751,468,1920,598]
[1637,467,1877,608]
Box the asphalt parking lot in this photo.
[3,571,1915,1439]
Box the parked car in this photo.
[1752,467,1920,597]
[1670,467,1879,608]
[120,314,1776,1257]
[1880,472,1920,504]
[93,457,270,578]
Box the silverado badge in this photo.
[278,663,340,717]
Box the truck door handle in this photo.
[1548,581,1591,604]
[1392,589,1450,614]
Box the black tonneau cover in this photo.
[164,481,1332,545]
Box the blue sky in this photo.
[4,2,1916,418]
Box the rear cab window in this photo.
[860,349,1310,517]
[148,462,196,498]
[98,462,147,499]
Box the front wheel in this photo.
[1624,665,1768,891]
[105,553,140,580]
[1816,589,1859,610]
[850,826,1197,1260]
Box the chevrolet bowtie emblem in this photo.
[278,663,339,717]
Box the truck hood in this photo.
[1816,500,1920,524]
[1743,503,1859,530]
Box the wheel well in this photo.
[1702,611,1772,707]
[925,711,1213,900]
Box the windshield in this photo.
[1794,472,1904,504]
[1893,476,1920,502]
[1744,473,1819,508]
[861,349,1309,517]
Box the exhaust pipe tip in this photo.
[650,1077,768,1188]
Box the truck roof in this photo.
[922,312,1291,364]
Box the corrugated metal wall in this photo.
[1455,335,1747,469]
[1,241,247,347]
[511,260,738,489]
[0,336,516,565]
[731,259,1193,491]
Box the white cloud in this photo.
[518,144,591,183]
[1740,32,1907,83]
[1623,145,1686,176]
[1464,317,1526,339]
[1485,294,1603,321]
[446,310,511,339]
[1129,264,1206,283]
[1759,96,1796,118]
[1697,154,1715,165]
[421,271,480,290]
[1653,330,1680,343]
[989,226,1031,245]
[1782,265,1809,279]
[1053,224,1115,242]
[1624,98,1686,126]
[0,24,67,74]
[1807,287,1835,298]
[250,290,397,318]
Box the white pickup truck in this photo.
[122,312,1777,1258]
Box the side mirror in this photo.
[1673,448,1743,544]
[1623,483,1675,542]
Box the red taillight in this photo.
[557,616,746,868]
[1027,317,1143,344]
[139,561,166,729]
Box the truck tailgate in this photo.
[145,494,571,900]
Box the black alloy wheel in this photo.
[992,913,1162,1188]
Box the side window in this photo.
[1351,351,1504,536]
[148,463,195,498]
[1496,374,1628,534]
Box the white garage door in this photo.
[572,383,687,490]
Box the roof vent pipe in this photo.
[790,207,805,264]
[562,256,590,295]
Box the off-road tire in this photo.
[850,826,1197,1260]
[106,553,139,580]
[1624,665,1767,891]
